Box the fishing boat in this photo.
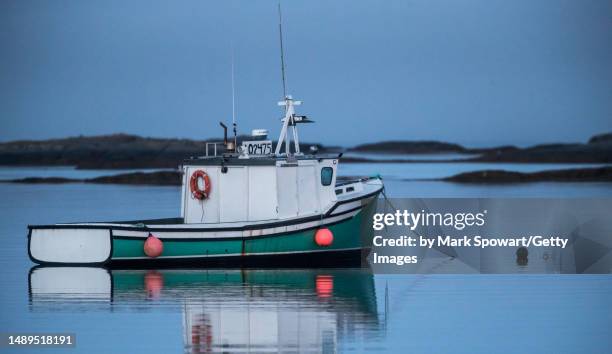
[27,95,383,266]
[27,7,383,266]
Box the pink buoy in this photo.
[314,228,333,247]
[144,233,163,258]
[144,270,164,298]
[315,274,334,298]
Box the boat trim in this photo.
[325,186,381,216]
[183,155,339,166]
[113,246,363,260]
[108,247,365,268]
[111,207,361,241]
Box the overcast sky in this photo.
[1,0,611,147]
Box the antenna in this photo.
[231,46,237,148]
[278,2,287,99]
[231,48,236,125]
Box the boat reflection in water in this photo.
[29,267,381,353]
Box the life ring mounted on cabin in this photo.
[190,170,211,200]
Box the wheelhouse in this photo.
[181,155,340,224]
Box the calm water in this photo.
[340,161,611,180]
[342,152,482,161]
[0,166,169,180]
[1,164,611,353]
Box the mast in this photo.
[231,47,237,148]
[274,3,307,157]
[278,2,287,99]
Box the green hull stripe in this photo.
[112,201,377,259]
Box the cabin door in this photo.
[276,167,298,218]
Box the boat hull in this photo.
[28,191,380,266]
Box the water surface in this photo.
[0,166,169,180]
[1,164,611,353]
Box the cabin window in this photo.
[321,167,333,186]
[335,189,343,195]
[346,186,355,192]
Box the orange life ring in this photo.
[190,170,211,200]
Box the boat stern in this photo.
[28,226,112,265]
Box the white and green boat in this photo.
[28,9,383,266]
[27,96,383,266]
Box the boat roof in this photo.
[183,154,340,166]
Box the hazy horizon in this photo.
[2,0,611,147]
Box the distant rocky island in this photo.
[1,130,611,184]
[444,166,612,183]
[4,171,182,186]
[348,132,612,163]
[0,133,339,169]
[349,141,466,154]
[4,166,610,186]
[0,132,610,170]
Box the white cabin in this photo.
[180,96,344,224]
[181,157,339,224]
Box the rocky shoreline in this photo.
[0,132,610,169]
[0,134,339,169]
[349,132,612,164]
[3,171,182,186]
[3,167,611,186]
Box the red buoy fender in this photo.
[315,275,334,298]
[190,170,211,200]
[144,233,163,258]
[314,228,333,247]
[144,270,164,298]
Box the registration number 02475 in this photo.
[241,140,273,156]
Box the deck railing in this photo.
[205,142,220,157]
